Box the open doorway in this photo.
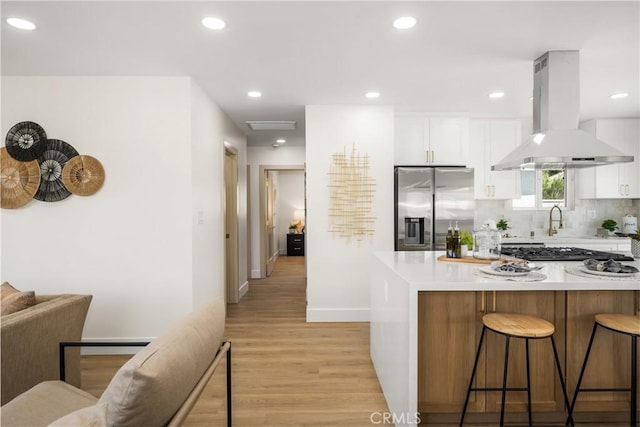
[224,144,239,303]
[258,165,305,278]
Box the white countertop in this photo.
[374,251,639,291]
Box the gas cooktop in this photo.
[500,246,635,262]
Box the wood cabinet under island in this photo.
[369,251,639,426]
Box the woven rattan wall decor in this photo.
[1,121,105,209]
[327,144,376,243]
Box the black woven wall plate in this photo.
[34,139,79,202]
[5,121,48,161]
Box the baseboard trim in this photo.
[306,307,370,322]
[251,269,261,279]
[239,280,249,300]
[79,338,155,355]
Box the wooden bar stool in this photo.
[568,314,640,426]
[460,313,573,426]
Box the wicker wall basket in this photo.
[1,147,41,209]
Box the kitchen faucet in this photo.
[548,205,563,236]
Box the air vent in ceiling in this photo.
[245,120,296,131]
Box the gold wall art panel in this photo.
[327,144,376,243]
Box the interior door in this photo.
[224,149,239,303]
[265,171,276,276]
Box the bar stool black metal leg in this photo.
[500,336,511,427]
[549,335,573,427]
[460,326,487,426]
[227,342,232,427]
[631,335,637,427]
[525,339,532,427]
[567,323,599,425]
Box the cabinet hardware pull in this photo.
[425,151,429,163]
[625,184,630,195]
[492,291,497,313]
[486,185,490,197]
[431,150,435,163]
[491,185,496,197]
[620,184,624,196]
[480,291,486,314]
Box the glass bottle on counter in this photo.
[453,221,461,258]
[446,222,453,258]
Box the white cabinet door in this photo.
[469,120,489,197]
[578,119,639,199]
[394,116,427,165]
[611,121,639,198]
[469,119,521,199]
[428,118,468,166]
[488,121,521,199]
[394,115,468,166]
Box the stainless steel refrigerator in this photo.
[395,167,474,251]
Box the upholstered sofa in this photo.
[1,293,93,405]
[0,298,231,427]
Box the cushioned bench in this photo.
[1,298,231,427]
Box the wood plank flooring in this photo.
[81,256,388,426]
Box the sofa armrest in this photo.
[1,294,92,405]
[59,341,150,381]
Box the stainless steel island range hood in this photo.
[492,51,634,170]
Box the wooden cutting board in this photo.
[437,255,494,264]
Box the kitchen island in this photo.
[370,251,639,426]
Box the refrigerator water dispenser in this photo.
[404,217,425,245]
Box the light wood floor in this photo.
[81,256,389,426]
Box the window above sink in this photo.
[513,168,575,210]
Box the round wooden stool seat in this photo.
[483,313,555,338]
[595,313,640,336]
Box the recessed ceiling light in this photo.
[6,18,36,30]
[247,91,262,98]
[393,17,416,30]
[201,17,226,30]
[489,91,505,99]
[365,92,380,99]
[610,92,629,100]
[276,139,286,144]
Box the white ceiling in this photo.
[2,1,639,147]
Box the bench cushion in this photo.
[48,402,108,427]
[98,299,225,427]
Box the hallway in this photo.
[81,255,388,426]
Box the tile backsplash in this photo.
[475,198,640,238]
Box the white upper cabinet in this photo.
[394,115,468,166]
[469,119,521,199]
[578,119,639,199]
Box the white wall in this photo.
[1,76,246,341]
[247,146,305,278]
[305,105,394,321]
[190,81,248,304]
[275,170,306,253]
